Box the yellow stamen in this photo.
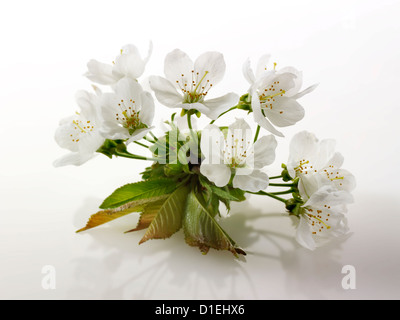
[330,176,344,181]
[73,120,86,133]
[308,214,331,230]
[194,71,209,93]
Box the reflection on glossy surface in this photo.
[66,197,354,299]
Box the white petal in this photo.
[121,42,152,65]
[228,118,251,135]
[143,41,153,64]
[53,152,96,167]
[54,118,79,152]
[304,185,354,208]
[242,58,255,85]
[201,93,239,120]
[226,118,253,155]
[338,169,356,192]
[194,51,226,86]
[113,47,145,79]
[139,91,155,126]
[75,90,99,120]
[297,174,321,201]
[264,97,305,127]
[320,168,356,193]
[179,102,210,114]
[164,49,194,87]
[101,93,122,123]
[277,66,302,97]
[200,163,231,187]
[255,54,271,78]
[288,131,319,168]
[139,76,152,93]
[114,78,143,106]
[248,135,277,169]
[200,124,224,164]
[91,85,103,97]
[292,83,319,100]
[256,71,297,95]
[121,44,140,56]
[326,152,344,169]
[314,138,338,169]
[85,59,117,85]
[232,169,269,192]
[100,121,130,140]
[149,75,182,107]
[251,93,284,137]
[296,216,316,250]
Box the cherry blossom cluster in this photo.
[54,43,356,252]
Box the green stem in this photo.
[134,141,149,148]
[187,112,193,130]
[187,112,198,144]
[254,125,261,143]
[209,106,237,124]
[269,175,283,180]
[247,191,287,203]
[269,189,294,196]
[149,131,158,141]
[269,183,295,187]
[114,150,157,161]
[143,136,156,143]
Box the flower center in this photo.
[222,136,252,168]
[176,70,213,103]
[323,165,345,187]
[294,159,318,175]
[115,99,147,134]
[302,206,332,234]
[70,113,95,143]
[259,81,286,115]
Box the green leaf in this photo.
[199,176,246,212]
[141,162,167,180]
[164,163,184,177]
[218,187,246,211]
[228,188,246,202]
[124,198,167,233]
[210,185,240,201]
[206,192,220,217]
[100,179,178,209]
[76,195,168,233]
[139,184,190,244]
[197,186,220,218]
[199,176,245,202]
[183,191,246,257]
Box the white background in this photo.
[1,0,400,299]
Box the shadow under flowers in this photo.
[67,196,351,299]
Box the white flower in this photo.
[286,131,356,250]
[85,43,152,85]
[244,55,317,137]
[200,118,277,192]
[100,78,155,144]
[295,185,354,250]
[149,49,238,120]
[54,88,104,167]
[287,131,356,198]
